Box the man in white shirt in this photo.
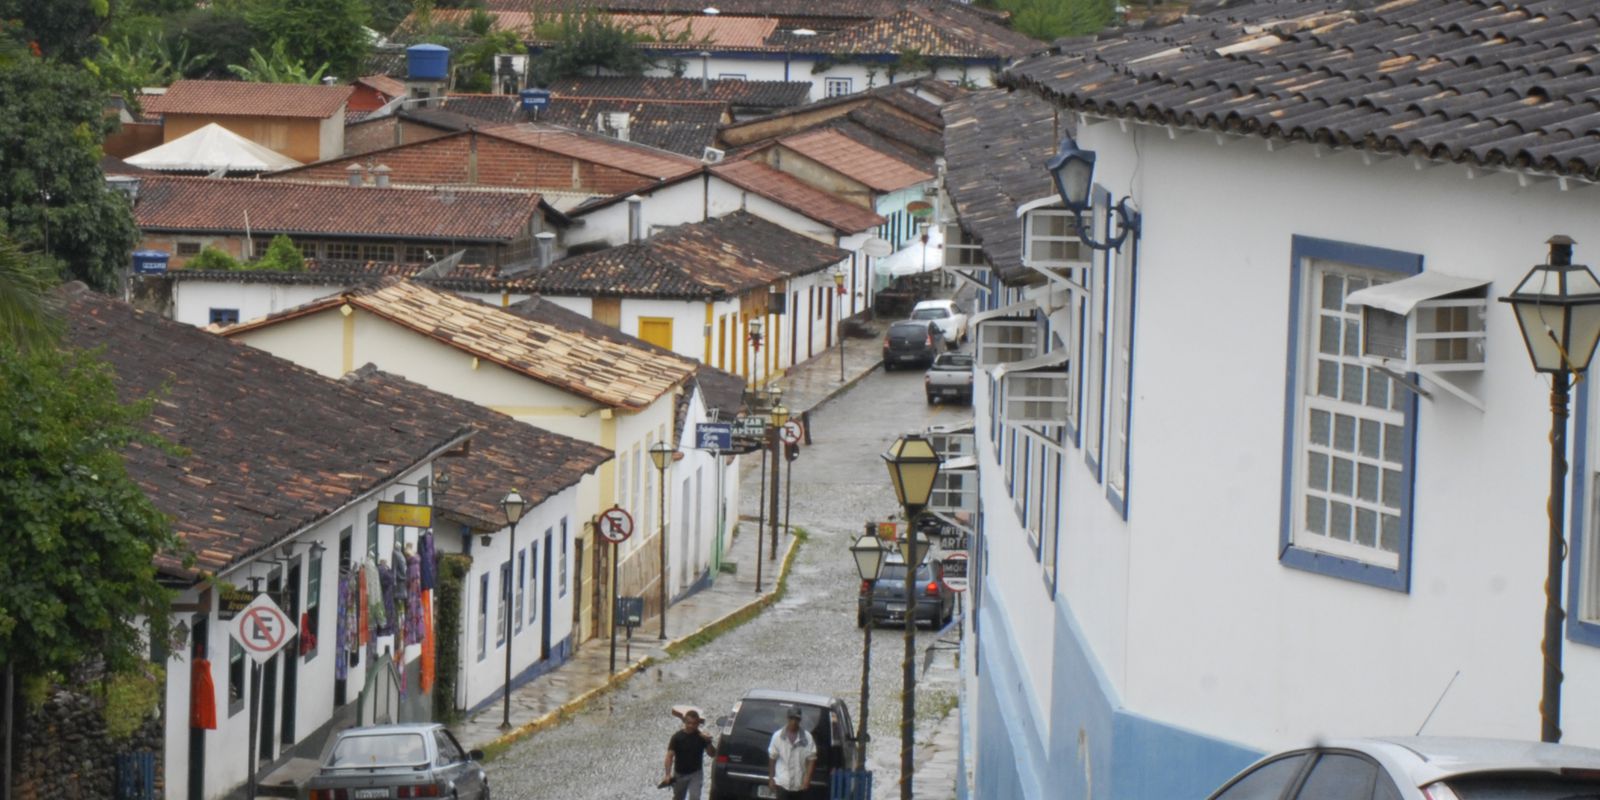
[766,707,817,799]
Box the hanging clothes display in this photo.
[420,590,436,694]
[406,552,423,643]
[335,573,350,681]
[363,561,385,634]
[419,533,436,591]
[376,562,396,637]
[190,657,217,730]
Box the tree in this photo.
[0,236,59,351]
[0,340,181,681]
[0,0,112,62]
[187,246,241,271]
[227,40,329,83]
[528,11,654,86]
[245,0,373,81]
[251,234,305,271]
[0,56,139,291]
[168,8,261,79]
[1001,0,1115,41]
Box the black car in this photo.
[857,550,956,629]
[882,320,940,371]
[709,690,858,800]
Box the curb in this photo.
[479,531,805,757]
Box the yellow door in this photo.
[639,317,674,351]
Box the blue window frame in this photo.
[477,573,489,661]
[1279,236,1421,591]
[1106,224,1141,518]
[209,308,240,325]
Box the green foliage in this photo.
[1001,0,1116,41]
[0,0,112,62]
[528,11,654,86]
[251,234,305,272]
[454,28,521,93]
[167,8,261,78]
[0,57,139,291]
[187,246,241,271]
[432,553,470,723]
[88,32,210,109]
[244,0,373,80]
[227,39,329,83]
[98,665,165,739]
[0,343,183,679]
[0,236,61,352]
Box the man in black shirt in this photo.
[661,709,717,799]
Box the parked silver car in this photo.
[1205,736,1600,800]
[307,723,488,800]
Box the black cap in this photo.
[786,707,803,720]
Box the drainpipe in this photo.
[700,51,711,93]
[536,231,556,268]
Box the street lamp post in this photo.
[1500,235,1600,743]
[768,404,789,561]
[849,532,886,771]
[880,435,942,800]
[650,441,677,640]
[498,490,526,730]
[835,264,848,383]
[748,317,764,388]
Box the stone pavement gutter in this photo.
[476,530,806,760]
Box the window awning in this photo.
[993,347,1069,379]
[1345,271,1490,315]
[971,298,1039,326]
[939,455,977,471]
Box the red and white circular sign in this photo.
[598,505,635,544]
[230,593,297,663]
[942,552,969,593]
[780,420,804,446]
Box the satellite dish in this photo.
[860,237,893,258]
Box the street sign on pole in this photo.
[780,420,804,446]
[696,422,732,452]
[597,506,634,544]
[230,593,297,664]
[616,596,644,628]
[942,552,969,592]
[731,415,767,440]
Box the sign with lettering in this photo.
[598,506,634,544]
[731,416,767,439]
[942,552,969,592]
[218,587,255,621]
[696,422,732,452]
[230,593,297,663]
[378,501,433,528]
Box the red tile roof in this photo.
[356,74,407,98]
[711,159,884,233]
[410,9,780,50]
[778,128,933,192]
[810,4,1040,59]
[142,80,354,119]
[134,176,544,241]
[484,124,701,180]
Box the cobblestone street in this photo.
[485,355,971,799]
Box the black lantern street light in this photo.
[834,264,848,382]
[1500,235,1600,743]
[849,532,886,771]
[1046,136,1139,252]
[498,489,526,730]
[881,434,942,800]
[649,441,677,640]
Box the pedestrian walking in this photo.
[766,707,816,800]
[662,709,716,799]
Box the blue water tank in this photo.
[406,44,450,81]
[520,89,550,111]
[132,249,169,275]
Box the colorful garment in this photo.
[420,590,435,694]
[419,533,437,591]
[376,563,396,636]
[406,553,424,643]
[335,574,350,681]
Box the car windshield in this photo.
[878,564,931,583]
[1444,774,1600,799]
[326,733,428,768]
[911,308,949,320]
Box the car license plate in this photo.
[353,790,389,799]
[757,786,776,799]
[888,603,905,613]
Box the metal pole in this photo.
[901,528,918,800]
[4,661,13,800]
[768,430,782,561]
[839,319,846,383]
[247,661,261,800]
[1541,371,1571,743]
[755,446,767,593]
[501,519,517,730]
[609,540,620,674]
[714,450,725,574]
[857,620,872,771]
[783,443,794,538]
[658,460,669,640]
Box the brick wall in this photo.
[344,119,452,157]
[282,132,656,195]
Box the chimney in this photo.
[627,195,644,243]
[700,51,711,93]
[106,175,141,204]
[372,164,391,188]
[536,231,556,268]
[322,75,337,86]
[347,164,364,186]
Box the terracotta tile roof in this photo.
[1002,0,1600,182]
[343,366,611,530]
[941,88,1059,285]
[356,74,407,98]
[222,279,696,409]
[778,128,933,192]
[485,124,702,179]
[413,9,780,50]
[481,0,963,24]
[133,176,545,241]
[506,211,848,299]
[544,76,812,109]
[142,80,353,119]
[435,95,728,157]
[59,284,474,579]
[718,81,948,147]
[810,4,1041,59]
[711,159,885,233]
[165,259,501,285]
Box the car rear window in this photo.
[327,733,428,768]
[1444,773,1600,799]
[890,323,929,336]
[911,308,949,320]
[934,354,973,369]
[878,564,932,583]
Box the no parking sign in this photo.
[230,593,297,664]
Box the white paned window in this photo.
[497,561,510,645]
[977,320,1041,368]
[825,77,852,97]
[618,449,631,549]
[477,573,488,660]
[929,429,975,460]
[1040,449,1059,589]
[1294,262,1407,568]
[1022,209,1089,270]
[1107,240,1136,500]
[560,518,569,597]
[943,223,985,268]
[1082,255,1105,470]
[930,469,977,515]
[1004,372,1072,426]
[515,550,525,633]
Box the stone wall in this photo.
[9,687,164,800]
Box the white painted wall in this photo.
[172,280,350,328]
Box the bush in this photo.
[251,235,305,272]
[186,246,240,271]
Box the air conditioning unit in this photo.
[1347,273,1489,373]
[702,146,726,163]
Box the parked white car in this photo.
[910,299,968,345]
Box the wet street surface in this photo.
[487,359,971,799]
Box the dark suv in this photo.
[858,550,956,630]
[709,690,858,800]
[882,320,939,371]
